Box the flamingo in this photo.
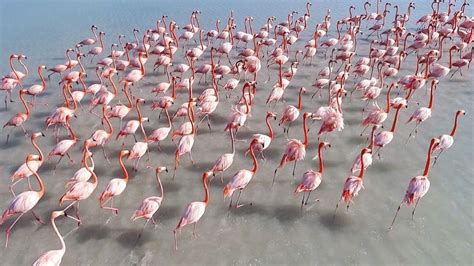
[1,154,46,248]
[147,108,172,149]
[295,141,331,209]
[173,171,212,250]
[99,150,131,215]
[32,210,66,266]
[333,148,371,216]
[249,111,277,160]
[361,82,396,134]
[279,87,305,135]
[9,132,45,195]
[89,105,114,162]
[59,140,97,226]
[131,167,167,239]
[173,99,197,178]
[389,138,440,229]
[107,81,133,129]
[128,98,150,171]
[209,126,236,183]
[122,52,146,84]
[64,148,95,190]
[374,102,407,159]
[351,125,380,174]
[273,112,312,185]
[406,80,438,141]
[78,25,98,46]
[3,89,30,144]
[432,110,466,165]
[88,31,105,62]
[25,65,47,106]
[47,122,78,173]
[224,139,260,208]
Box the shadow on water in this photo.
[318,209,352,231]
[227,202,269,218]
[273,205,304,224]
[116,228,154,249]
[155,205,182,222]
[75,223,111,243]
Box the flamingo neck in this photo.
[32,136,44,162]
[303,114,309,147]
[108,75,118,95]
[423,140,437,176]
[278,62,283,86]
[297,89,304,110]
[27,158,45,196]
[385,84,393,113]
[79,75,87,94]
[51,214,66,253]
[38,67,46,89]
[99,33,104,49]
[19,91,29,116]
[450,112,461,137]
[84,149,97,187]
[369,126,376,150]
[9,57,20,80]
[92,27,98,41]
[103,107,113,136]
[266,116,274,139]
[165,109,172,128]
[390,107,401,133]
[449,48,455,69]
[202,172,209,205]
[230,127,235,155]
[124,83,133,108]
[318,144,324,174]
[428,83,435,109]
[66,50,72,67]
[172,77,177,100]
[157,171,164,199]
[424,55,431,80]
[359,149,367,178]
[119,152,129,182]
[250,143,258,173]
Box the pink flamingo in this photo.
[406,80,438,141]
[88,31,105,62]
[173,100,197,178]
[334,148,371,216]
[9,132,45,195]
[3,89,30,144]
[32,210,66,266]
[147,108,172,149]
[173,171,212,250]
[1,154,46,248]
[295,141,331,209]
[25,65,47,106]
[89,105,114,162]
[99,150,131,215]
[361,82,396,135]
[389,138,440,229]
[210,127,236,183]
[273,112,312,185]
[224,139,259,208]
[131,167,167,240]
[428,46,459,79]
[373,102,406,159]
[78,25,99,45]
[432,110,466,164]
[249,111,277,160]
[47,49,74,79]
[122,52,146,84]
[279,87,305,135]
[65,148,94,190]
[116,98,149,145]
[351,125,380,174]
[128,98,150,172]
[59,140,97,225]
[47,121,78,173]
[108,81,133,129]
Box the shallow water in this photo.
[0,0,472,265]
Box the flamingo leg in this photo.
[4,213,25,248]
[272,168,279,187]
[333,200,342,221]
[102,146,111,164]
[432,150,444,166]
[389,200,404,230]
[192,223,198,239]
[31,211,45,225]
[235,190,246,208]
[136,219,150,243]
[304,191,312,205]
[411,198,421,220]
[300,193,305,210]
[292,161,297,179]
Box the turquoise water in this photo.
[0,0,472,265]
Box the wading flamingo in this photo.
[32,210,66,266]
[432,110,466,165]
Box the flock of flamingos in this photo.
[1,0,472,264]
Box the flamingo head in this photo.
[266,111,277,120]
[156,166,168,173]
[457,110,466,116]
[320,141,331,149]
[26,154,41,162]
[32,132,46,139]
[52,211,65,219]
[121,150,131,157]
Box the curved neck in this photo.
[423,140,437,176]
[84,149,97,186]
[66,50,73,66]
[79,75,87,93]
[51,215,66,253]
[124,83,133,108]
[303,114,309,147]
[165,109,172,128]
[77,54,85,72]
[27,159,45,196]
[424,55,431,80]
[450,112,461,136]
[67,123,77,141]
[103,106,113,135]
[99,33,104,49]
[156,171,164,199]
[318,144,324,174]
[119,152,129,182]
[18,58,29,76]
[9,57,20,80]
[38,67,46,88]
[390,107,401,133]
[139,56,145,75]
[91,27,98,41]
[96,68,104,84]
[250,143,258,173]
[266,115,274,138]
[369,126,377,150]
[66,83,78,112]
[32,136,44,162]
[202,173,209,205]
[108,75,118,95]
[19,91,29,115]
